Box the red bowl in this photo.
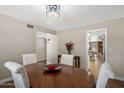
[44,64,61,71]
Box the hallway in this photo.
[88,54,104,82]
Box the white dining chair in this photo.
[96,62,115,88]
[22,53,37,66]
[4,61,30,88]
[60,54,74,66]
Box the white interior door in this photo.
[46,35,58,64]
[36,38,46,62]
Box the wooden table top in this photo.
[106,79,124,88]
[25,63,95,88]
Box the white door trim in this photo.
[86,28,108,71]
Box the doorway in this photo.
[36,31,58,64]
[86,28,107,81]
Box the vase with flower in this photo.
[65,41,74,54]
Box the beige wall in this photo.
[57,17,124,78]
[0,13,56,80]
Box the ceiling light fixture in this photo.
[46,5,60,18]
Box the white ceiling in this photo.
[0,5,124,31]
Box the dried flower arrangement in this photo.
[65,41,74,54]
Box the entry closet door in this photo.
[47,35,58,64]
[36,38,46,62]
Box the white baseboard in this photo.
[115,76,124,81]
[0,77,13,84]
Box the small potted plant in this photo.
[65,41,74,54]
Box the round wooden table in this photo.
[25,63,95,88]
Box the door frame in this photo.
[86,28,108,71]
